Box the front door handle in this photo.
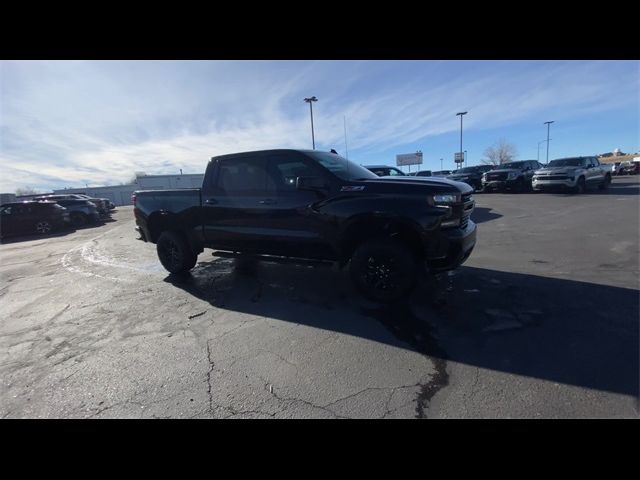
[258,199,276,205]
[205,198,218,205]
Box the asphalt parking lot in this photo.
[1,176,638,418]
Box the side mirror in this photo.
[296,176,326,191]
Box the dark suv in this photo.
[0,201,71,238]
[53,199,101,226]
[481,160,543,192]
[446,165,494,191]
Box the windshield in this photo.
[547,158,585,167]
[498,162,526,170]
[304,152,379,181]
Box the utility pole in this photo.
[456,111,468,171]
[544,121,554,163]
[304,96,318,149]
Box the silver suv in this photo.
[532,156,612,194]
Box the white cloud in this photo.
[0,60,636,192]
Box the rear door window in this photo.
[215,156,272,197]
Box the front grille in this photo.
[486,172,507,181]
[461,192,473,203]
[460,212,470,229]
[537,175,568,181]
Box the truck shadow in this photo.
[470,207,502,224]
[165,258,639,398]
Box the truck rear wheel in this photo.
[157,231,197,274]
[349,238,417,303]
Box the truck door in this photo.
[585,157,599,185]
[201,154,281,253]
[262,152,336,259]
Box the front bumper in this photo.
[425,220,477,272]
[482,178,519,190]
[532,177,577,190]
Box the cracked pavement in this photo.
[1,177,638,418]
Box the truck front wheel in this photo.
[349,238,417,303]
[157,231,197,274]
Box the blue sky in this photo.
[0,60,638,192]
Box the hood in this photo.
[487,168,521,174]
[535,166,580,174]
[367,175,474,194]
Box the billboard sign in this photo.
[396,152,423,166]
[454,152,465,163]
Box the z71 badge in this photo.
[340,186,365,192]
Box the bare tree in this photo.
[15,187,41,196]
[482,139,518,165]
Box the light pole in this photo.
[304,96,318,149]
[464,150,467,168]
[544,121,554,163]
[537,140,551,163]
[456,111,467,171]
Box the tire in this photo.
[35,220,52,234]
[156,231,197,274]
[349,238,417,303]
[70,212,88,227]
[514,177,525,192]
[598,174,611,190]
[573,176,586,194]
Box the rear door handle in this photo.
[258,199,276,205]
[205,198,218,205]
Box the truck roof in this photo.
[210,149,322,161]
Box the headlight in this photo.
[507,172,518,180]
[432,194,458,204]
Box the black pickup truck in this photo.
[133,149,477,302]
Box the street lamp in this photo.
[544,121,554,163]
[537,140,551,163]
[304,96,318,149]
[456,111,468,170]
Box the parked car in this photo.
[364,165,407,177]
[532,156,612,193]
[619,161,639,175]
[133,149,477,302]
[432,170,452,177]
[67,194,111,215]
[0,201,71,238]
[35,194,110,216]
[482,160,543,192]
[52,199,101,226]
[447,165,494,191]
[409,170,433,177]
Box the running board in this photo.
[211,251,334,267]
